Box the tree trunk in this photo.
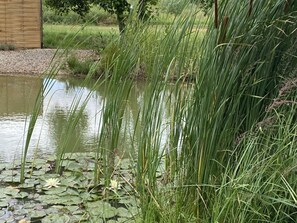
[116,12,126,33]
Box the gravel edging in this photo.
[0,49,97,77]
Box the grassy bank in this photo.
[43,24,119,50]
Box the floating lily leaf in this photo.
[37,195,62,205]
[127,206,140,216]
[1,176,21,183]
[117,217,129,222]
[117,207,133,218]
[65,205,79,212]
[2,186,19,196]
[45,206,62,215]
[15,208,29,216]
[84,172,94,180]
[30,210,47,219]
[42,213,71,223]
[19,183,35,189]
[63,160,82,172]
[87,201,117,219]
[15,192,29,199]
[119,198,138,206]
[27,193,40,199]
[0,192,7,199]
[57,195,82,205]
[32,170,46,176]
[39,174,60,181]
[23,203,36,209]
[79,192,99,201]
[44,187,67,195]
[0,201,8,208]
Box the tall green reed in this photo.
[177,0,297,219]
[21,0,296,221]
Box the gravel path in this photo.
[0,49,97,76]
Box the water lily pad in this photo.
[37,195,61,205]
[56,195,82,205]
[18,183,35,189]
[65,205,79,212]
[2,186,19,196]
[42,213,70,223]
[117,207,133,218]
[44,187,67,195]
[32,170,46,176]
[15,192,29,199]
[27,193,40,199]
[30,210,47,219]
[87,201,117,219]
[63,160,82,172]
[4,177,21,183]
[79,192,99,201]
[64,188,80,196]
[0,201,8,208]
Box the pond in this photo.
[0,75,188,222]
[0,75,172,163]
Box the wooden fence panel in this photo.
[0,0,42,48]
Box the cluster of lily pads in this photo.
[0,153,141,222]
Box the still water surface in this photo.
[0,76,172,163]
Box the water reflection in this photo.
[0,76,42,116]
[0,76,174,163]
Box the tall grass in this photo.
[21,0,297,221]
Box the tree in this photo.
[45,0,131,33]
[45,0,159,33]
[137,0,158,21]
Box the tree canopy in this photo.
[45,0,158,32]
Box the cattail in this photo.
[218,16,229,44]
[284,0,291,13]
[214,0,219,28]
[248,0,253,17]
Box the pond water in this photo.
[0,76,173,163]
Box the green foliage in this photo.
[43,5,118,25]
[0,43,15,51]
[45,0,130,32]
[137,0,159,21]
[66,55,97,76]
[161,0,187,15]
[44,0,161,31]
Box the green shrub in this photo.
[66,55,97,76]
[43,4,117,25]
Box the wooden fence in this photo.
[0,0,42,48]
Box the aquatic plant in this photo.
[18,0,297,222]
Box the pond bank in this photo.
[0,49,97,77]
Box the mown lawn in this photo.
[43,24,119,51]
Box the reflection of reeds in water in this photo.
[21,0,297,221]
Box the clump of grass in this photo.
[66,55,98,76]
[0,44,15,51]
